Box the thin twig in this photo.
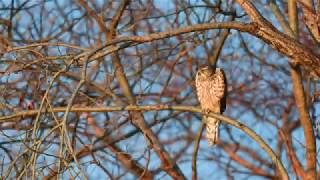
[192,121,205,180]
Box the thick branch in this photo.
[236,0,320,77]
[71,20,320,78]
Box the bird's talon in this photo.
[202,109,211,115]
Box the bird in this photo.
[195,65,227,146]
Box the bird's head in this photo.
[197,65,216,78]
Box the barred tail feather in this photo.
[206,117,220,146]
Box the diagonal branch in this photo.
[236,1,317,179]
[103,0,186,179]
[236,0,320,78]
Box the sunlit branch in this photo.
[0,105,289,179]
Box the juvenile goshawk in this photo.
[195,66,227,146]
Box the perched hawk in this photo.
[195,66,227,146]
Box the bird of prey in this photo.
[195,66,227,146]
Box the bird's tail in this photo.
[205,117,220,146]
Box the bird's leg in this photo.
[202,109,211,124]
